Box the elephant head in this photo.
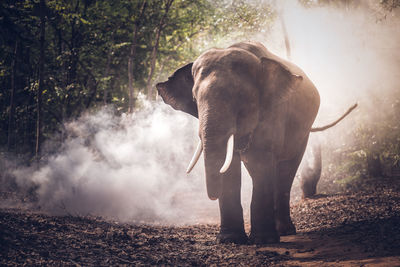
[156,47,302,200]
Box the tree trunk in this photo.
[36,0,46,158]
[128,0,147,113]
[280,16,291,60]
[85,72,98,109]
[69,0,80,85]
[65,0,81,118]
[103,46,112,105]
[146,0,174,100]
[274,0,291,60]
[7,40,18,152]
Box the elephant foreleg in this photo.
[244,151,280,244]
[217,152,247,244]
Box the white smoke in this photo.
[10,101,224,224]
[267,1,399,122]
[1,97,254,224]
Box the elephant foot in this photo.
[217,231,248,245]
[249,231,280,245]
[276,221,296,236]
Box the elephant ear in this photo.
[260,57,303,102]
[156,63,198,118]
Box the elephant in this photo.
[156,41,357,244]
[298,135,322,199]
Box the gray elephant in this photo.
[156,41,356,244]
[298,135,322,199]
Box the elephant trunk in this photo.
[200,108,236,200]
[203,141,225,200]
[201,134,235,200]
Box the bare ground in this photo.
[1,177,400,266]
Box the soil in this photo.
[1,177,400,266]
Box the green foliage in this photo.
[0,0,275,156]
[322,87,400,190]
[380,0,400,11]
[193,0,276,50]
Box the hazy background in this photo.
[1,0,399,225]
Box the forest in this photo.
[1,0,400,265]
[0,0,273,156]
[1,0,399,182]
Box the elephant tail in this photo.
[310,103,358,132]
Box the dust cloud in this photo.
[264,0,400,127]
[6,99,221,224]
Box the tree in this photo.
[7,41,18,152]
[0,0,276,157]
[36,0,46,157]
[128,0,147,112]
[146,0,174,100]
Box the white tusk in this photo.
[220,134,234,174]
[186,140,203,174]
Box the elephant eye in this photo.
[193,96,196,103]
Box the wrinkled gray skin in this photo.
[157,41,320,244]
[299,136,322,199]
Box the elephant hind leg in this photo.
[275,138,309,236]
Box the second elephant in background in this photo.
[298,134,322,199]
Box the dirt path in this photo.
[1,178,400,266]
